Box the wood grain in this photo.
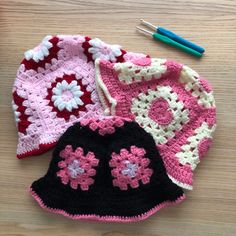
[0,0,235,235]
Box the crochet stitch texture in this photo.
[95,57,216,190]
[12,35,147,158]
[29,117,185,222]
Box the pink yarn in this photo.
[95,58,216,190]
[80,116,130,135]
[132,57,152,66]
[57,145,99,190]
[198,138,213,160]
[199,77,213,93]
[148,98,173,125]
[109,146,153,190]
[12,35,148,158]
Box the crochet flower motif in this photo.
[57,145,99,190]
[109,146,153,190]
[24,36,53,62]
[80,117,128,135]
[51,80,84,112]
[88,38,122,62]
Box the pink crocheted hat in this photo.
[12,35,147,158]
[95,57,216,190]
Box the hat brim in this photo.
[29,176,185,222]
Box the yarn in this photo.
[12,35,148,158]
[29,117,185,222]
[95,58,216,190]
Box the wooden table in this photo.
[0,0,235,235]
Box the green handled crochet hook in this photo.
[136,26,202,58]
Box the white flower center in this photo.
[51,80,84,112]
[68,160,85,179]
[121,161,138,178]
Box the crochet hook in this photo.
[140,19,205,54]
[136,26,202,58]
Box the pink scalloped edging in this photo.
[28,187,186,222]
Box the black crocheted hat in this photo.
[29,116,185,222]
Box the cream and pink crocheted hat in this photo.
[95,57,216,189]
[12,35,147,158]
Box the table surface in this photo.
[0,0,236,235]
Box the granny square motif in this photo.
[95,57,216,189]
[12,35,147,158]
[29,117,185,222]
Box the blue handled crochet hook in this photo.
[136,26,202,57]
[140,19,205,54]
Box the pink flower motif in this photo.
[57,145,99,190]
[109,146,153,190]
[80,117,130,135]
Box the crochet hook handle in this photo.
[157,27,205,54]
[152,33,202,57]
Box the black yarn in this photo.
[31,120,184,217]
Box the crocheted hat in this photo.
[29,117,185,222]
[12,35,147,158]
[95,58,216,190]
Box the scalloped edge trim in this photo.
[29,187,186,222]
[168,174,193,190]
